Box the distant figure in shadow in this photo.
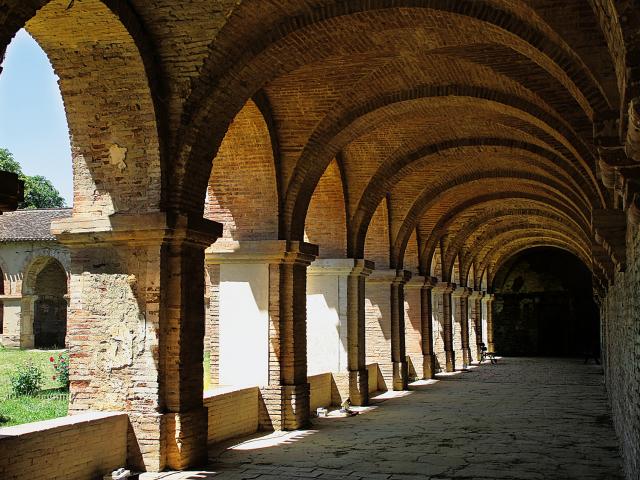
[583,342,601,365]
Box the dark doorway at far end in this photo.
[492,247,599,357]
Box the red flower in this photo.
[49,357,54,362]
[52,375,56,380]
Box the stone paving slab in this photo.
[143,358,623,479]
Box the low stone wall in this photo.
[308,373,333,412]
[204,386,260,445]
[0,411,127,480]
[367,363,380,394]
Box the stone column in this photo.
[19,294,36,349]
[365,269,410,391]
[482,293,496,351]
[432,282,455,372]
[468,291,484,361]
[206,240,317,431]
[420,276,438,378]
[404,275,424,380]
[52,212,221,472]
[452,287,472,367]
[0,294,22,347]
[306,258,373,406]
[391,270,411,390]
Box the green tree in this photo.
[0,148,22,174]
[0,147,66,209]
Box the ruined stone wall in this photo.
[602,230,640,479]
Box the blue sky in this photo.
[0,29,73,205]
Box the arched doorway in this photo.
[492,247,599,357]
[24,257,67,349]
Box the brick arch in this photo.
[427,242,443,279]
[353,138,600,255]
[417,195,588,273]
[388,172,590,267]
[352,136,602,238]
[3,0,165,216]
[487,240,594,290]
[205,99,279,244]
[286,87,602,241]
[364,198,391,270]
[451,255,462,285]
[466,262,477,290]
[175,2,612,218]
[445,208,590,280]
[470,221,591,267]
[473,228,592,285]
[305,158,348,258]
[402,229,420,274]
[22,256,69,297]
[457,212,592,277]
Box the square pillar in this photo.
[421,277,438,378]
[482,294,496,351]
[365,269,411,391]
[307,258,373,406]
[432,282,455,372]
[52,212,221,472]
[452,287,472,368]
[0,295,23,348]
[206,240,317,430]
[404,275,424,380]
[468,291,484,361]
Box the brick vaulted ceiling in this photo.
[2,0,638,290]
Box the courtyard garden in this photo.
[0,347,68,427]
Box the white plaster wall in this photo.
[306,275,344,375]
[482,301,488,344]
[219,263,269,387]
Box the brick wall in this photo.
[404,286,423,379]
[367,363,380,394]
[305,159,347,258]
[204,387,260,445]
[601,230,640,479]
[365,283,392,391]
[0,412,127,480]
[308,373,334,412]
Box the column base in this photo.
[463,348,472,366]
[422,354,436,379]
[392,360,408,390]
[259,383,310,431]
[164,408,208,471]
[20,334,34,349]
[445,350,456,372]
[333,369,369,406]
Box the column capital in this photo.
[481,293,496,303]
[206,240,318,266]
[423,276,439,288]
[52,211,222,248]
[404,275,426,289]
[468,290,485,301]
[452,286,472,298]
[367,268,411,284]
[432,281,455,294]
[307,258,374,277]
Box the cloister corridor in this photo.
[142,358,623,480]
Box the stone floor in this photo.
[145,358,624,479]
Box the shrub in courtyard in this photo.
[9,362,43,396]
[50,352,70,388]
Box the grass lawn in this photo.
[0,348,68,427]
